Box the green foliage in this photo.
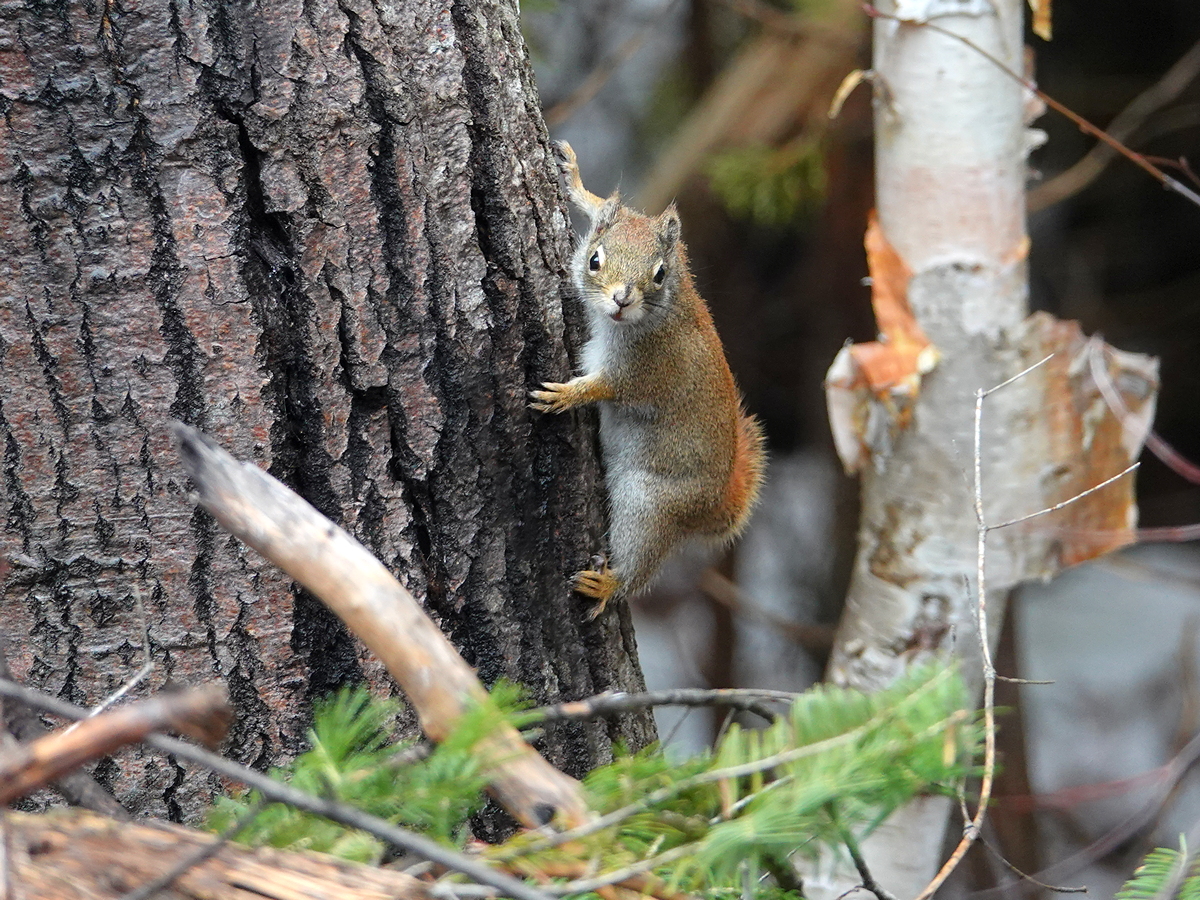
[206,665,976,898]
[705,141,826,228]
[691,665,972,881]
[207,686,492,862]
[1118,839,1200,900]
[493,663,974,895]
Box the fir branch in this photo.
[0,677,554,900]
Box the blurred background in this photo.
[521,0,1200,895]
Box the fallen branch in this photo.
[6,808,435,900]
[170,423,589,830]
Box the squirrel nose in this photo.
[612,286,634,308]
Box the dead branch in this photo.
[0,640,127,819]
[170,423,588,830]
[1087,338,1200,485]
[914,364,1139,900]
[6,808,434,900]
[0,682,230,805]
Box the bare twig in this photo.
[828,804,899,900]
[974,726,1200,898]
[0,638,128,818]
[67,586,154,730]
[864,5,1200,210]
[534,687,792,725]
[505,672,963,857]
[1087,338,1200,485]
[539,843,696,896]
[988,463,1139,531]
[713,0,807,35]
[0,676,556,900]
[910,387,1000,900]
[976,832,1087,894]
[915,353,1144,899]
[1030,38,1200,211]
[0,809,10,900]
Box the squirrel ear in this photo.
[657,205,681,249]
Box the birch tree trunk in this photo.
[0,0,653,823]
[819,0,1156,895]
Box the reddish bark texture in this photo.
[0,0,653,821]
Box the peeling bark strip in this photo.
[0,0,652,820]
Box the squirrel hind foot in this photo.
[572,564,621,619]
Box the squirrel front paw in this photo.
[551,140,577,180]
[529,381,574,414]
[573,561,621,620]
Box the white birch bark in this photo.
[816,1,1044,895]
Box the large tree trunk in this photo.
[0,0,653,823]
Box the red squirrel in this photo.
[532,142,766,619]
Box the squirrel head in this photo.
[574,197,682,327]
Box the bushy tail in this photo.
[719,410,767,540]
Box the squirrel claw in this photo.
[551,140,576,174]
[573,564,620,619]
[529,382,572,414]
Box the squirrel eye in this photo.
[589,247,605,272]
[652,262,667,285]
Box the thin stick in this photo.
[988,463,1139,531]
[917,357,1147,898]
[544,0,684,129]
[699,569,835,652]
[504,671,962,857]
[912,388,997,900]
[534,687,792,725]
[828,805,899,900]
[540,843,695,896]
[62,588,155,739]
[1087,339,1200,485]
[1030,38,1200,211]
[976,832,1087,894]
[0,809,9,900]
[864,6,1200,209]
[0,677,556,900]
[980,354,1054,398]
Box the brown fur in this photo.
[531,142,767,618]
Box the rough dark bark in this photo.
[0,0,653,823]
